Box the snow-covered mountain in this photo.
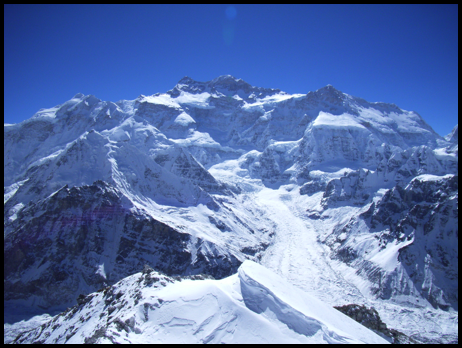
[4,75,458,343]
[445,124,458,143]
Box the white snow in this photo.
[242,92,302,111]
[258,92,302,103]
[106,127,131,142]
[4,179,29,204]
[14,261,388,344]
[408,173,454,185]
[140,94,181,108]
[433,147,458,159]
[95,263,107,280]
[309,168,356,180]
[8,202,25,222]
[367,237,414,272]
[170,130,221,148]
[4,78,458,344]
[173,112,196,126]
[175,91,214,109]
[25,148,65,170]
[31,106,60,120]
[388,111,432,134]
[313,112,368,130]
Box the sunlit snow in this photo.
[4,76,458,344]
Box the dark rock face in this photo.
[329,174,458,311]
[4,181,242,312]
[10,265,223,344]
[317,143,457,208]
[445,124,458,144]
[333,304,419,344]
[320,169,371,207]
[168,75,282,102]
[372,176,457,310]
[154,147,224,193]
[11,268,175,344]
[299,180,326,196]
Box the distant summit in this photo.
[445,124,458,143]
[168,75,283,100]
[209,74,243,83]
[72,93,85,99]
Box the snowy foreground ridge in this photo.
[4,75,458,343]
[10,261,389,344]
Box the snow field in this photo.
[18,261,388,344]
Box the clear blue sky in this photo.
[4,4,458,137]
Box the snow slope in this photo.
[10,261,388,344]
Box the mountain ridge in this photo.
[4,76,458,344]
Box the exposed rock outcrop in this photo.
[334,304,419,344]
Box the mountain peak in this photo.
[72,93,85,99]
[169,76,206,96]
[309,84,346,105]
[168,75,282,99]
[175,75,244,88]
[177,76,195,85]
[210,75,243,84]
[318,84,342,93]
[445,124,458,143]
[208,75,252,93]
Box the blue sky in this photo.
[4,4,458,136]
